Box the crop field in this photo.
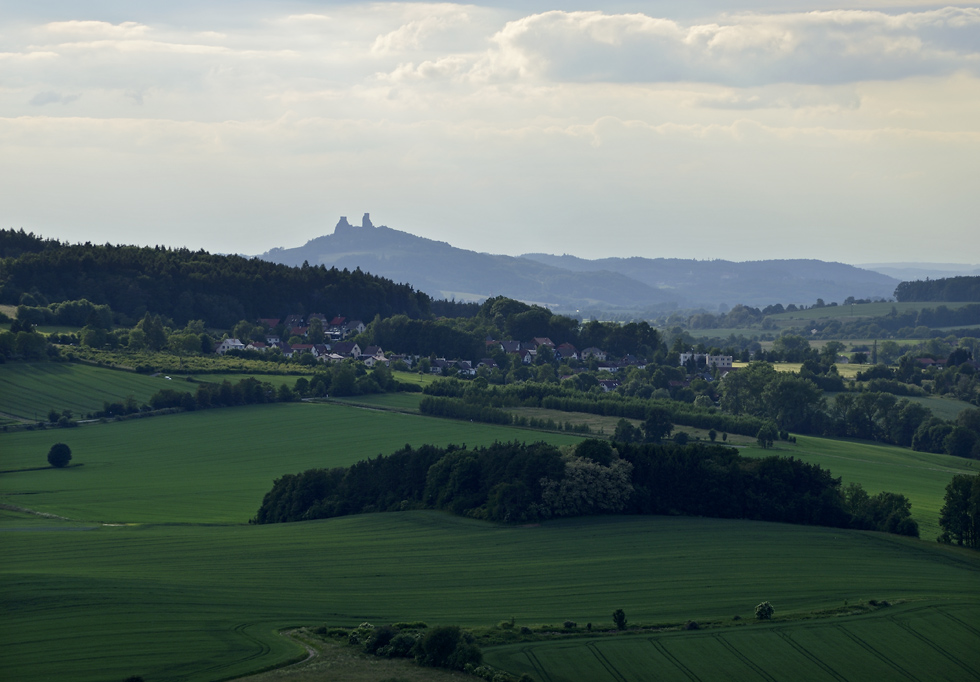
[327,392,424,411]
[486,601,980,682]
[3,510,979,682]
[0,362,175,420]
[768,301,971,323]
[0,403,584,524]
[3,404,978,682]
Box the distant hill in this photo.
[857,262,980,282]
[257,215,901,311]
[522,253,900,309]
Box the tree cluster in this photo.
[252,439,918,536]
[939,474,980,548]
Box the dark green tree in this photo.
[755,601,774,620]
[612,608,627,630]
[47,442,72,468]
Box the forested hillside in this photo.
[0,230,430,327]
[894,276,980,302]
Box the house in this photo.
[456,360,476,376]
[362,345,384,357]
[246,341,268,352]
[679,352,733,369]
[265,334,281,345]
[597,362,619,373]
[519,349,536,364]
[257,318,280,328]
[331,341,361,358]
[283,314,305,328]
[272,341,294,357]
[477,358,499,369]
[345,320,366,336]
[214,338,246,355]
[581,347,607,361]
[307,313,328,326]
[361,354,389,368]
[322,353,346,363]
[598,379,621,392]
[532,337,555,349]
[312,344,331,357]
[290,343,314,355]
[289,326,309,338]
[329,316,346,327]
[500,340,521,353]
[388,354,414,368]
[556,343,578,361]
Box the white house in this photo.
[215,338,246,355]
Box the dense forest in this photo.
[0,229,431,327]
[895,276,980,303]
[252,439,919,537]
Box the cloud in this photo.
[477,8,980,85]
[29,91,79,106]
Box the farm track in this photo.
[712,632,777,682]
[774,630,847,682]
[838,625,916,681]
[889,612,980,679]
[586,641,628,682]
[649,639,703,682]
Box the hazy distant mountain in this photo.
[258,215,679,311]
[257,215,900,311]
[856,262,980,282]
[522,254,900,308]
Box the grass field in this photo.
[2,404,978,682]
[0,362,175,420]
[768,301,971,323]
[0,403,584,524]
[486,600,980,682]
[3,510,978,682]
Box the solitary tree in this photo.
[47,443,72,468]
[612,608,627,630]
[755,601,774,620]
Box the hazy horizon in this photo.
[3,1,978,264]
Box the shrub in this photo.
[563,620,577,629]
[684,621,699,630]
[755,601,774,620]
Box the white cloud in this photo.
[478,8,980,85]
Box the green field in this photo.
[0,403,583,524]
[2,404,978,682]
[768,301,971,323]
[0,362,176,420]
[486,600,980,682]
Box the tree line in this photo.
[0,230,431,327]
[252,439,918,537]
[895,276,980,303]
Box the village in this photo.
[211,313,736,389]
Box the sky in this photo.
[2,1,978,263]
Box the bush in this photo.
[414,625,482,671]
[563,620,577,629]
[755,601,774,620]
[47,442,72,468]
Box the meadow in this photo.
[2,402,978,682]
[0,361,174,420]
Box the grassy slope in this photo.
[0,403,583,524]
[2,404,978,682]
[3,511,978,682]
[0,362,175,419]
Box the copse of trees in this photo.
[938,473,980,547]
[252,439,918,536]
